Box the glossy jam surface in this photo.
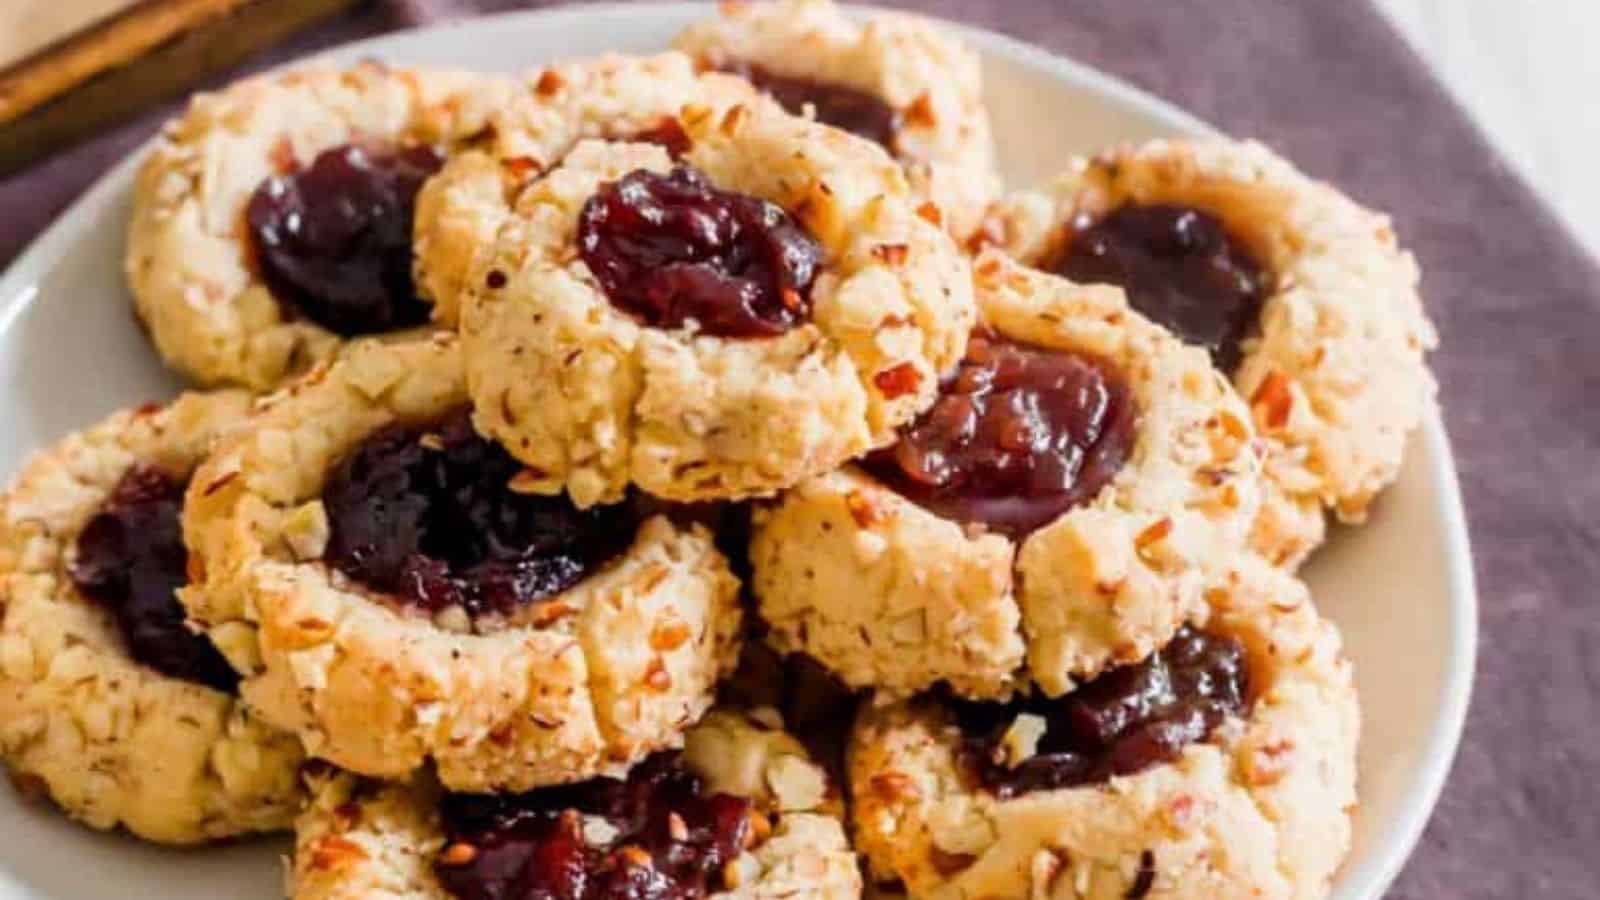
[321,408,636,619]
[952,626,1249,799]
[723,62,900,150]
[246,143,443,336]
[1053,203,1267,372]
[435,753,754,900]
[862,331,1136,537]
[577,166,822,337]
[70,466,238,692]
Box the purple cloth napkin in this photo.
[2,2,1597,896]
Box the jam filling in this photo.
[951,625,1249,799]
[577,165,823,337]
[1052,203,1267,373]
[434,752,755,900]
[861,330,1137,538]
[721,62,900,150]
[321,408,637,619]
[70,466,238,692]
[246,142,444,337]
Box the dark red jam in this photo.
[434,752,754,900]
[721,62,900,150]
[320,408,637,619]
[246,142,444,337]
[1052,203,1267,373]
[951,626,1249,799]
[69,466,238,692]
[576,166,823,337]
[861,331,1137,538]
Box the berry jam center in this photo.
[861,331,1137,538]
[951,625,1249,799]
[321,408,637,619]
[722,62,900,150]
[435,752,755,900]
[1052,203,1267,373]
[246,142,444,337]
[577,166,823,338]
[70,466,238,692]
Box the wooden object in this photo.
[0,0,361,175]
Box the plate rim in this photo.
[0,4,1477,899]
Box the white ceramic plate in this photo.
[0,4,1475,898]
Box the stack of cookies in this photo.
[0,1,1437,897]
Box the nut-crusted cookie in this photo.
[674,0,1000,241]
[413,52,762,324]
[290,707,861,899]
[126,61,510,389]
[849,556,1359,900]
[180,335,743,792]
[0,392,303,844]
[989,138,1437,568]
[751,251,1262,699]
[459,87,974,507]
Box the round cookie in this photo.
[673,0,1000,241]
[413,52,763,325]
[290,706,861,900]
[849,555,1359,900]
[987,138,1437,568]
[458,83,975,507]
[0,392,303,844]
[751,251,1262,699]
[126,61,510,389]
[179,335,744,792]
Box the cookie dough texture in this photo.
[126,61,509,389]
[413,52,761,324]
[290,707,861,900]
[751,252,1262,698]
[674,0,1000,240]
[459,92,975,506]
[180,336,744,792]
[0,392,304,844]
[993,138,1437,568]
[849,556,1359,900]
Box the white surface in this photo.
[1375,0,1600,258]
[0,5,1476,898]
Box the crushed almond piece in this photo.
[873,243,910,265]
[310,835,368,871]
[1252,372,1294,431]
[744,809,772,848]
[535,69,565,96]
[438,842,478,866]
[528,601,575,628]
[905,91,937,127]
[844,490,881,527]
[650,619,692,651]
[503,156,543,180]
[619,845,654,868]
[507,468,546,494]
[1135,517,1173,551]
[720,104,749,136]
